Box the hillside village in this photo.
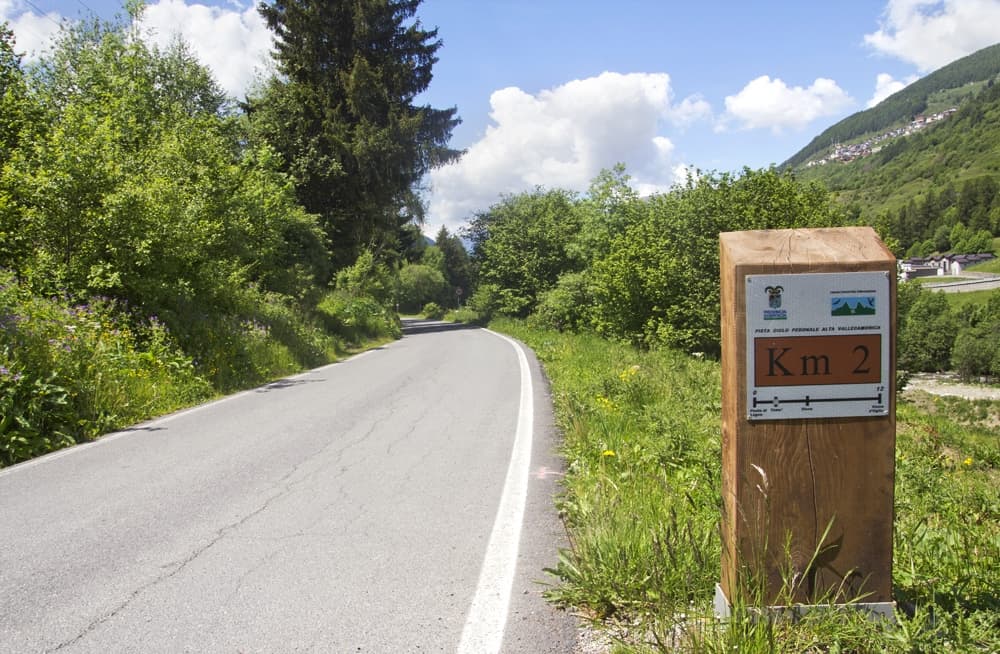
[899,251,997,279]
[804,107,958,167]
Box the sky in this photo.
[4,0,1000,238]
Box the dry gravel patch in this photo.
[904,372,1000,401]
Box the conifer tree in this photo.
[252,0,461,269]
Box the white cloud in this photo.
[0,1,62,61]
[1,0,272,97]
[721,75,854,133]
[139,0,273,98]
[866,72,920,107]
[426,72,702,234]
[865,0,1000,72]
[669,94,713,128]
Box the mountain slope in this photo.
[794,78,1000,221]
[784,42,1000,169]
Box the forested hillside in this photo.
[781,41,1000,257]
[796,78,1000,256]
[784,42,1000,168]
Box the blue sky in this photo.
[4,0,1000,235]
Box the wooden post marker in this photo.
[717,227,896,618]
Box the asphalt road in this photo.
[0,320,577,653]
[924,273,1000,293]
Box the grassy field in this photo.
[493,319,999,653]
[942,287,1000,311]
[967,258,1000,274]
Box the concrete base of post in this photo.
[714,584,896,624]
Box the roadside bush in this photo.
[0,365,75,466]
[334,250,396,307]
[589,168,846,353]
[1,271,212,466]
[898,286,957,371]
[173,286,343,392]
[398,263,448,313]
[528,271,593,332]
[446,308,483,325]
[952,324,1000,379]
[422,302,445,320]
[316,291,401,346]
[467,283,502,322]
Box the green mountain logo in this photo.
[832,297,876,316]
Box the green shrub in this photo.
[528,271,593,332]
[589,168,846,353]
[422,302,445,320]
[171,286,345,392]
[446,308,484,325]
[952,324,1000,379]
[398,263,448,313]
[467,283,501,321]
[0,366,75,466]
[334,250,396,306]
[317,291,401,346]
[0,271,212,466]
[898,286,958,371]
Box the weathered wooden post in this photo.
[717,226,896,618]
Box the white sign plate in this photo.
[746,271,891,420]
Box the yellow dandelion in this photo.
[601,449,616,458]
[963,457,973,467]
[618,364,640,382]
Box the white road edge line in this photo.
[457,330,534,654]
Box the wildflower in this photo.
[0,365,8,376]
[963,457,973,467]
[595,395,616,411]
[601,450,616,458]
[618,364,640,382]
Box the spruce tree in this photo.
[252,0,461,269]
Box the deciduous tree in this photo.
[468,189,581,317]
[589,167,846,352]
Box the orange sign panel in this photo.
[754,334,882,387]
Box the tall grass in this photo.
[1,270,401,467]
[1,272,212,465]
[495,319,999,652]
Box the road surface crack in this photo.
[49,404,395,652]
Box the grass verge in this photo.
[493,319,999,653]
[1,271,398,468]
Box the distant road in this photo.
[924,274,1000,293]
[0,320,576,653]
